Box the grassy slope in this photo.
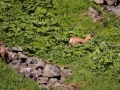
[52,0,120,90]
[0,0,120,90]
[0,61,43,90]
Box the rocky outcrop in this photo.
[88,7,104,22]
[91,0,119,6]
[90,0,120,16]
[1,46,79,90]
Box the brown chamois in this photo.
[0,45,9,61]
[68,34,92,45]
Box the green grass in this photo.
[0,60,43,90]
[0,0,120,90]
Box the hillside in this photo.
[0,0,120,90]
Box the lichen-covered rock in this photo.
[37,77,49,84]
[91,0,104,4]
[89,7,100,18]
[11,46,23,52]
[105,0,117,6]
[43,64,61,77]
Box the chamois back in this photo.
[68,34,92,45]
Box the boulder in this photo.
[53,83,80,90]
[18,52,28,60]
[43,64,61,77]
[19,67,33,77]
[37,77,49,84]
[105,0,117,6]
[89,7,100,18]
[26,57,33,64]
[91,0,104,4]
[11,46,23,52]
[35,61,45,69]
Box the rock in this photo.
[31,57,39,64]
[53,83,80,90]
[93,16,104,22]
[18,52,28,60]
[89,7,100,18]
[20,67,33,73]
[106,5,120,15]
[35,61,45,69]
[48,78,59,86]
[112,8,120,15]
[43,64,61,77]
[91,0,104,4]
[105,0,117,6]
[61,68,72,78]
[20,67,33,77]
[9,60,21,67]
[31,69,43,78]
[26,57,33,64]
[11,46,23,52]
[37,77,49,84]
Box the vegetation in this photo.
[0,0,120,90]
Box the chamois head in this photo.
[85,34,92,41]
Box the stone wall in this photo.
[1,46,79,90]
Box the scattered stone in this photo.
[11,46,23,52]
[37,77,49,84]
[89,7,100,18]
[43,64,61,77]
[18,52,28,60]
[88,7,104,22]
[53,83,80,90]
[90,0,120,16]
[2,46,76,89]
[91,0,104,4]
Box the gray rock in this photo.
[26,57,33,64]
[11,46,23,52]
[111,7,120,15]
[9,60,21,67]
[91,0,104,4]
[93,16,104,22]
[43,64,61,77]
[20,67,33,77]
[106,5,120,15]
[37,77,49,84]
[105,0,117,6]
[18,52,28,60]
[31,69,43,78]
[48,78,58,86]
[31,57,39,64]
[35,61,45,69]
[53,83,79,90]
[89,7,100,18]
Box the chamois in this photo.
[0,45,9,61]
[68,34,92,45]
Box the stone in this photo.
[43,64,61,77]
[19,67,33,77]
[35,61,45,69]
[89,7,100,18]
[48,78,58,86]
[11,46,23,52]
[105,0,117,6]
[37,77,49,84]
[18,52,28,60]
[53,83,80,90]
[9,60,21,67]
[92,0,104,4]
[31,69,43,78]
[26,57,33,64]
